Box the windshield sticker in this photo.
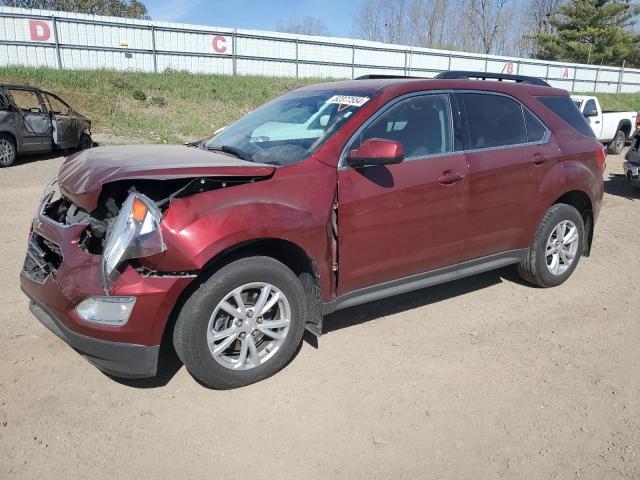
[326,95,370,108]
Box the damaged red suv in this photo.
[21,71,604,389]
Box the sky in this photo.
[144,0,360,38]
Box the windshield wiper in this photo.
[207,145,254,162]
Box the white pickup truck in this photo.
[571,95,637,154]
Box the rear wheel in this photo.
[518,204,584,288]
[0,134,16,167]
[608,129,626,155]
[173,256,307,389]
[78,131,93,150]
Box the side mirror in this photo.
[583,108,598,118]
[347,138,404,168]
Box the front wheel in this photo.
[608,130,626,155]
[173,256,307,389]
[518,204,585,288]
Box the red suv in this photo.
[21,72,605,389]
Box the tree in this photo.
[534,0,640,67]
[353,0,411,44]
[0,0,149,19]
[409,0,451,48]
[276,15,329,36]
[464,0,510,54]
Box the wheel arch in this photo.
[0,129,19,151]
[552,190,593,256]
[617,119,632,138]
[162,238,324,350]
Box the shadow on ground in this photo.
[323,266,517,334]
[604,172,639,201]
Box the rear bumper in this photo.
[24,289,159,378]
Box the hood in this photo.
[58,145,275,210]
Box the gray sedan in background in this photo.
[0,83,92,167]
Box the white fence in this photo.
[1,6,639,93]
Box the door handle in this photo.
[594,120,601,124]
[438,171,465,185]
[532,152,549,166]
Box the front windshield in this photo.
[203,90,376,166]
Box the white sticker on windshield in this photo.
[326,95,370,107]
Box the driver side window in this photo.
[45,94,71,115]
[354,94,453,159]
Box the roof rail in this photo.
[434,70,550,87]
[355,74,428,80]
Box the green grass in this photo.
[586,93,640,112]
[0,67,323,144]
[1,67,638,144]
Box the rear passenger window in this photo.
[536,96,595,138]
[462,93,526,149]
[357,94,453,158]
[10,89,42,112]
[524,109,547,143]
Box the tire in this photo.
[608,129,626,155]
[0,134,17,167]
[173,256,307,389]
[78,131,93,150]
[518,203,585,288]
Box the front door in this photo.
[44,93,78,149]
[337,92,469,295]
[8,88,52,153]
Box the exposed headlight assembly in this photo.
[99,192,165,293]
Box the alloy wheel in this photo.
[545,220,579,276]
[0,138,14,166]
[207,282,291,370]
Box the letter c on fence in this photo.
[212,35,227,53]
[29,19,51,42]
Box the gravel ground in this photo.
[1,151,638,480]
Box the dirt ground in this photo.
[1,150,638,480]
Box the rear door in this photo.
[44,93,78,149]
[8,88,52,152]
[337,92,469,294]
[459,92,562,261]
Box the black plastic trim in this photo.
[322,249,527,315]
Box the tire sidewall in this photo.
[533,205,584,287]
[0,135,16,167]
[609,130,625,155]
[175,257,307,388]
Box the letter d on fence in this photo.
[29,19,51,42]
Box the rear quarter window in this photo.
[536,96,595,138]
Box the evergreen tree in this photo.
[534,0,640,67]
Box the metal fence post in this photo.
[51,15,62,69]
[571,68,577,92]
[617,60,625,93]
[404,49,408,76]
[484,57,488,72]
[545,63,550,82]
[151,25,157,73]
[232,29,237,76]
[448,52,452,70]
[594,66,600,93]
[351,45,355,79]
[295,38,299,78]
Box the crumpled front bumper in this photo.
[20,192,194,378]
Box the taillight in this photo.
[595,143,607,172]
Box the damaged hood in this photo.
[58,145,275,210]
